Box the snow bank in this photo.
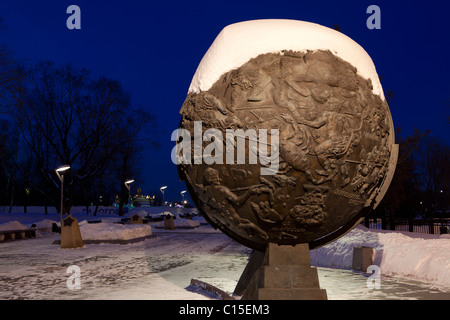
[0,221,28,231]
[311,225,450,286]
[79,221,152,241]
[133,209,151,217]
[33,219,57,233]
[189,19,384,99]
[172,219,200,228]
[155,218,200,229]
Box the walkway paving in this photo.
[0,229,449,300]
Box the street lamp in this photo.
[55,165,71,222]
[181,190,186,205]
[124,179,134,213]
[160,186,167,210]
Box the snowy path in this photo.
[1,226,449,300]
[0,229,250,300]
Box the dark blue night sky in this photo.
[0,0,449,202]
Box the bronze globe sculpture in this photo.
[177,21,395,254]
[175,21,396,254]
[174,20,397,300]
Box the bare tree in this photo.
[374,127,427,228]
[12,62,156,214]
[0,44,27,211]
[414,135,450,218]
[0,46,26,113]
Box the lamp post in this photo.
[124,179,134,214]
[160,186,167,210]
[55,165,71,222]
[181,190,186,206]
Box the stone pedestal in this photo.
[130,213,143,224]
[60,215,84,249]
[352,246,373,272]
[234,250,265,296]
[164,215,175,230]
[239,243,327,300]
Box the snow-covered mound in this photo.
[133,209,150,217]
[189,19,384,99]
[311,225,450,286]
[33,219,57,233]
[155,218,200,229]
[0,220,28,231]
[79,221,152,241]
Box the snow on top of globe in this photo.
[188,19,384,100]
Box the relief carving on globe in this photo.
[176,50,394,250]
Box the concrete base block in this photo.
[262,266,321,288]
[352,246,373,272]
[234,250,265,296]
[130,213,143,224]
[164,216,175,230]
[258,287,328,300]
[240,243,327,300]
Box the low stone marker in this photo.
[352,246,374,272]
[130,213,143,224]
[60,214,84,249]
[164,214,175,230]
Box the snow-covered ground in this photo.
[311,225,450,287]
[0,209,449,300]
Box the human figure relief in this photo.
[295,100,355,186]
[193,168,269,240]
[352,145,389,194]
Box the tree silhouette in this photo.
[10,61,157,213]
[414,135,450,218]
